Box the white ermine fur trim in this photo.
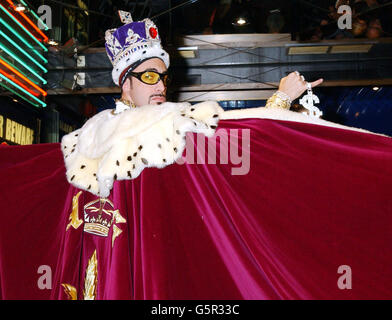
[61,101,223,197]
[112,45,169,86]
[221,107,389,137]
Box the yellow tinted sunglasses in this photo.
[129,70,170,86]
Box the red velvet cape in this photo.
[0,118,391,299]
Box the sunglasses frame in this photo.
[128,70,170,86]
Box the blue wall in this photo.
[217,86,392,136]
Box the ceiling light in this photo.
[176,46,198,59]
[372,86,379,91]
[14,4,26,12]
[288,46,329,55]
[48,39,59,46]
[330,44,373,54]
[232,17,249,26]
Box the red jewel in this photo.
[149,27,157,39]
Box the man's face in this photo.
[121,58,168,107]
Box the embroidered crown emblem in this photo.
[83,199,115,237]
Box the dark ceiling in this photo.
[29,0,392,46]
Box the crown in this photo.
[83,199,115,237]
[105,10,170,86]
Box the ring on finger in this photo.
[295,71,300,76]
[301,75,305,82]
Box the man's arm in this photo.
[266,72,323,109]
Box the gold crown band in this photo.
[84,223,110,237]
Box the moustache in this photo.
[149,94,166,104]
[150,94,165,98]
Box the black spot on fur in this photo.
[71,175,75,181]
[127,171,132,178]
[127,156,132,161]
[116,160,120,166]
[141,158,148,165]
[138,145,143,150]
[114,174,117,180]
[210,125,217,129]
[81,165,86,169]
[133,152,137,157]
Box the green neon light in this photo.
[0,31,47,73]
[0,17,48,63]
[19,0,49,31]
[0,73,46,107]
[0,80,41,107]
[0,55,41,86]
[0,17,47,64]
[0,3,48,52]
[0,42,47,84]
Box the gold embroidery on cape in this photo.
[66,191,83,231]
[83,250,98,300]
[112,225,122,247]
[112,209,126,247]
[83,199,126,247]
[84,199,115,237]
[113,209,126,224]
[61,283,78,300]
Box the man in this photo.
[106,11,322,112]
[2,10,391,301]
[61,10,324,197]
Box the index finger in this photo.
[310,78,324,88]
